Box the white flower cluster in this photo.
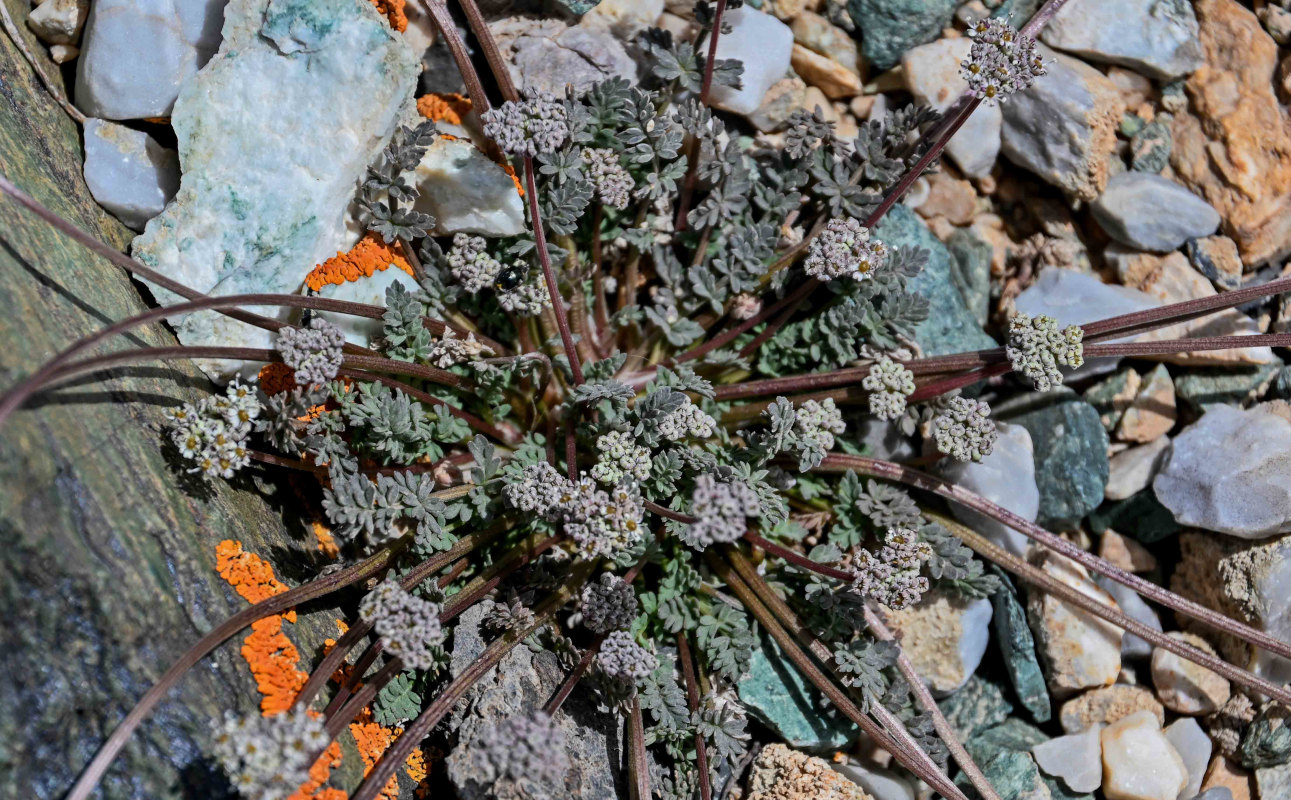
[590,430,652,485]
[795,397,846,452]
[961,17,1047,104]
[469,711,570,789]
[598,630,659,684]
[862,356,916,422]
[427,328,494,369]
[851,527,933,610]
[582,147,635,210]
[358,578,444,670]
[276,318,345,388]
[447,233,502,293]
[212,708,328,800]
[932,396,997,463]
[580,572,639,634]
[1005,312,1084,391]
[681,474,761,549]
[658,401,716,442]
[730,292,762,321]
[481,90,570,157]
[503,462,646,559]
[803,217,888,282]
[165,378,259,479]
[498,278,550,317]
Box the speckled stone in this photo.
[1002,392,1110,528]
[991,570,1053,723]
[1059,685,1165,734]
[738,634,858,751]
[1025,552,1124,696]
[846,0,955,70]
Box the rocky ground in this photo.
[8,0,1291,798]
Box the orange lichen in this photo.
[305,233,413,292]
[243,616,309,715]
[502,163,525,198]
[417,93,473,126]
[216,540,293,617]
[289,739,346,800]
[371,0,407,31]
[313,522,341,559]
[259,362,298,397]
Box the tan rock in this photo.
[748,744,873,800]
[791,44,861,99]
[747,76,809,133]
[765,0,820,23]
[1169,0,1291,265]
[915,172,977,226]
[1117,364,1176,443]
[1100,710,1189,800]
[1060,685,1165,734]
[790,11,858,76]
[1027,552,1124,696]
[1106,66,1153,109]
[1201,756,1254,800]
[1150,631,1231,715]
[884,589,992,695]
[803,87,837,122]
[1098,530,1158,572]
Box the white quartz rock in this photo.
[408,137,525,236]
[1026,552,1124,694]
[27,0,89,45]
[1153,405,1291,539]
[75,0,228,120]
[884,590,992,696]
[83,118,180,231]
[1165,717,1211,800]
[1094,574,1163,661]
[1033,724,1104,793]
[939,422,1040,558]
[316,265,420,346]
[831,762,915,800]
[580,0,664,41]
[132,0,419,379]
[1150,632,1230,716]
[901,38,1002,178]
[708,7,794,116]
[1101,710,1189,800]
[1106,438,1170,502]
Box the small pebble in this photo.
[1100,710,1189,800]
[1150,632,1231,715]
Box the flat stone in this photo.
[946,226,992,326]
[790,11,858,76]
[1186,235,1243,292]
[1093,172,1220,252]
[709,7,795,116]
[830,764,914,800]
[747,76,810,133]
[132,0,419,379]
[1151,632,1231,715]
[75,0,227,120]
[1100,710,1189,800]
[1061,685,1165,734]
[26,0,89,45]
[1097,530,1158,573]
[738,634,858,751]
[1169,0,1291,265]
[1105,439,1170,502]
[1026,552,1124,696]
[884,589,992,696]
[1093,574,1163,661]
[1085,368,1142,433]
[1153,405,1291,539]
[82,118,180,231]
[1000,47,1124,202]
[876,204,997,356]
[1117,365,1176,444]
[939,422,1040,558]
[748,744,872,800]
[408,136,524,236]
[991,570,1052,723]
[1166,717,1213,799]
[1033,724,1103,794]
[791,44,861,98]
[901,37,1002,178]
[1003,392,1109,529]
[941,673,1013,741]
[846,0,956,71]
[490,16,637,96]
[1039,0,1203,80]
[1174,362,1283,413]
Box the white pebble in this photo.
[1100,710,1189,800]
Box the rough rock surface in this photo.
[1153,405,1291,539]
[1004,392,1110,528]
[1169,0,1291,265]
[1060,685,1165,734]
[846,0,956,70]
[410,136,525,236]
[1039,0,1203,79]
[1105,438,1170,502]
[132,0,419,379]
[748,744,873,800]
[1000,47,1124,202]
[491,16,637,95]
[901,37,1001,177]
[1026,552,1123,696]
[991,571,1053,722]
[74,0,228,119]
[82,118,180,231]
[739,635,858,750]
[1151,632,1231,715]
[884,589,992,696]
[1092,172,1220,252]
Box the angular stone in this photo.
[1151,632,1231,715]
[946,226,992,326]
[791,44,861,98]
[1166,717,1213,800]
[317,263,420,346]
[1000,47,1124,201]
[1003,392,1109,528]
[1201,757,1253,800]
[579,0,663,40]
[1094,574,1163,661]
[876,205,997,356]
[82,117,180,231]
[748,76,809,133]
[409,136,525,236]
[1093,173,1220,252]
[1169,0,1291,265]
[26,0,89,45]
[1105,439,1170,503]
[939,422,1040,558]
[490,17,637,96]
[1033,724,1104,794]
[709,7,795,116]
[883,589,992,696]
[132,0,419,379]
[901,37,1002,178]
[972,750,1053,800]
[1090,489,1182,545]
[1153,405,1291,539]
[1130,118,1172,175]
[738,634,858,751]
[1100,710,1189,800]
[1174,362,1283,413]
[1039,0,1203,80]
[1026,552,1123,696]
[941,674,1013,741]
[1117,365,1175,444]
[1085,368,1142,433]
[991,570,1052,723]
[1186,235,1243,291]
[830,764,914,800]
[790,11,858,75]
[75,0,227,120]
[846,0,956,71]
[748,744,872,800]
[1060,685,1165,734]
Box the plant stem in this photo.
[325,657,403,737]
[0,3,85,123]
[676,633,713,800]
[627,697,651,800]
[64,544,403,800]
[337,368,515,444]
[524,157,585,385]
[453,0,519,102]
[545,634,606,714]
